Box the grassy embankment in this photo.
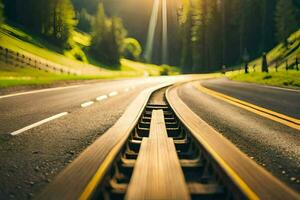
[227,29,300,88]
[0,24,179,89]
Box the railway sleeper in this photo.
[139,120,178,126]
[92,96,244,199]
[188,183,225,200]
[144,110,174,118]
[127,137,190,152]
[142,116,176,123]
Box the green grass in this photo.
[226,29,300,88]
[0,23,175,89]
[0,24,103,72]
[0,62,147,88]
[72,30,91,47]
[0,63,76,88]
[0,24,168,75]
[245,29,300,72]
[228,71,300,88]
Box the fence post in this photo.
[285,60,288,71]
[15,52,19,67]
[5,48,8,64]
[275,61,278,72]
[222,65,226,74]
[262,52,268,73]
[296,57,299,71]
[244,62,249,74]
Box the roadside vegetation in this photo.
[0,0,180,89]
[178,0,300,74]
[224,0,300,88]
[0,24,165,89]
[0,0,156,68]
[0,0,3,25]
[0,0,299,89]
[0,62,79,88]
[228,71,300,88]
[227,29,300,88]
[0,60,155,89]
[0,22,179,84]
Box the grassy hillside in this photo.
[0,24,99,73]
[227,29,300,88]
[229,71,300,88]
[248,29,300,71]
[0,23,175,89]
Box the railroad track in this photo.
[38,81,299,200]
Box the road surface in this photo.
[202,78,300,118]
[177,78,300,192]
[0,77,176,199]
[0,76,299,199]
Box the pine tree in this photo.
[190,0,202,72]
[245,0,263,59]
[91,3,106,48]
[72,0,100,15]
[90,3,107,58]
[179,0,193,72]
[90,4,127,66]
[238,0,247,62]
[261,0,276,52]
[78,8,92,32]
[107,18,122,66]
[178,0,283,71]
[206,0,222,70]
[0,0,4,25]
[52,0,77,47]
[275,0,299,46]
[221,0,227,66]
[199,0,209,71]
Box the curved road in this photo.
[0,76,299,199]
[177,78,300,192]
[0,77,177,199]
[202,78,300,118]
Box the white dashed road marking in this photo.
[81,101,94,108]
[96,95,108,101]
[109,91,118,97]
[10,112,68,136]
[0,85,84,100]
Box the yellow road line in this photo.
[194,130,260,200]
[167,86,259,199]
[193,82,300,131]
[79,140,124,200]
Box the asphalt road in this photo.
[0,77,176,199]
[178,79,300,192]
[1,76,299,199]
[0,78,175,135]
[202,78,300,118]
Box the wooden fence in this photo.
[223,55,300,74]
[0,46,81,75]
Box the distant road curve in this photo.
[201,78,300,119]
[177,79,300,192]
